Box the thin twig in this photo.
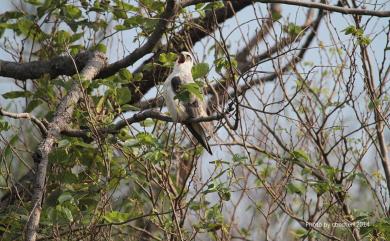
[0,108,47,136]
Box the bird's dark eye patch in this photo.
[171,76,182,93]
[178,54,185,64]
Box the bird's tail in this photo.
[185,123,212,155]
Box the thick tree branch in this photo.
[24,51,107,241]
[127,1,253,104]
[184,0,390,17]
[0,51,91,81]
[96,0,177,78]
[0,1,250,108]
[0,0,176,81]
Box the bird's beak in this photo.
[178,53,185,64]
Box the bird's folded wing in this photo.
[184,97,212,138]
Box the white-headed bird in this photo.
[163,51,212,154]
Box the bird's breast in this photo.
[163,81,187,122]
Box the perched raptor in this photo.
[163,51,212,154]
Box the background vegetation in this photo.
[0,0,389,240]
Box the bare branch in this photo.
[0,108,47,135]
[0,51,92,80]
[62,109,224,139]
[186,0,390,17]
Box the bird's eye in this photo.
[186,55,192,61]
[178,54,185,64]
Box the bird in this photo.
[163,51,212,154]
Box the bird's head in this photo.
[174,51,194,71]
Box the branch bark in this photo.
[62,109,224,139]
[24,51,107,241]
[0,51,92,81]
[184,0,390,17]
[0,0,176,82]
[126,1,253,104]
[0,108,47,135]
[96,0,177,79]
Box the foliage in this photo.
[0,0,389,241]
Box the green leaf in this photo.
[69,44,83,55]
[2,91,32,99]
[94,43,107,53]
[63,5,82,19]
[96,96,106,113]
[293,228,308,238]
[159,52,177,67]
[60,171,78,184]
[0,11,24,21]
[118,68,133,82]
[25,0,42,5]
[284,23,302,37]
[0,119,10,131]
[189,201,202,211]
[311,181,331,194]
[272,11,282,21]
[104,211,131,223]
[203,183,217,194]
[58,192,73,204]
[17,18,34,36]
[214,57,236,72]
[114,24,127,31]
[26,99,43,112]
[55,30,71,44]
[291,149,312,163]
[70,32,84,43]
[74,141,95,149]
[192,63,209,79]
[113,8,128,19]
[145,150,168,164]
[61,206,73,222]
[218,188,231,201]
[124,16,143,28]
[140,118,155,127]
[286,183,305,195]
[121,104,140,111]
[136,132,157,146]
[368,98,380,110]
[174,82,204,102]
[232,154,247,164]
[134,72,143,82]
[117,87,132,105]
[342,25,356,35]
[359,36,371,46]
[204,1,225,10]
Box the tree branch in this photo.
[0,0,176,82]
[96,0,177,79]
[126,1,253,104]
[62,109,224,139]
[24,51,107,241]
[185,0,390,17]
[0,51,92,81]
[0,108,47,135]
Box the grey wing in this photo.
[184,96,213,154]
